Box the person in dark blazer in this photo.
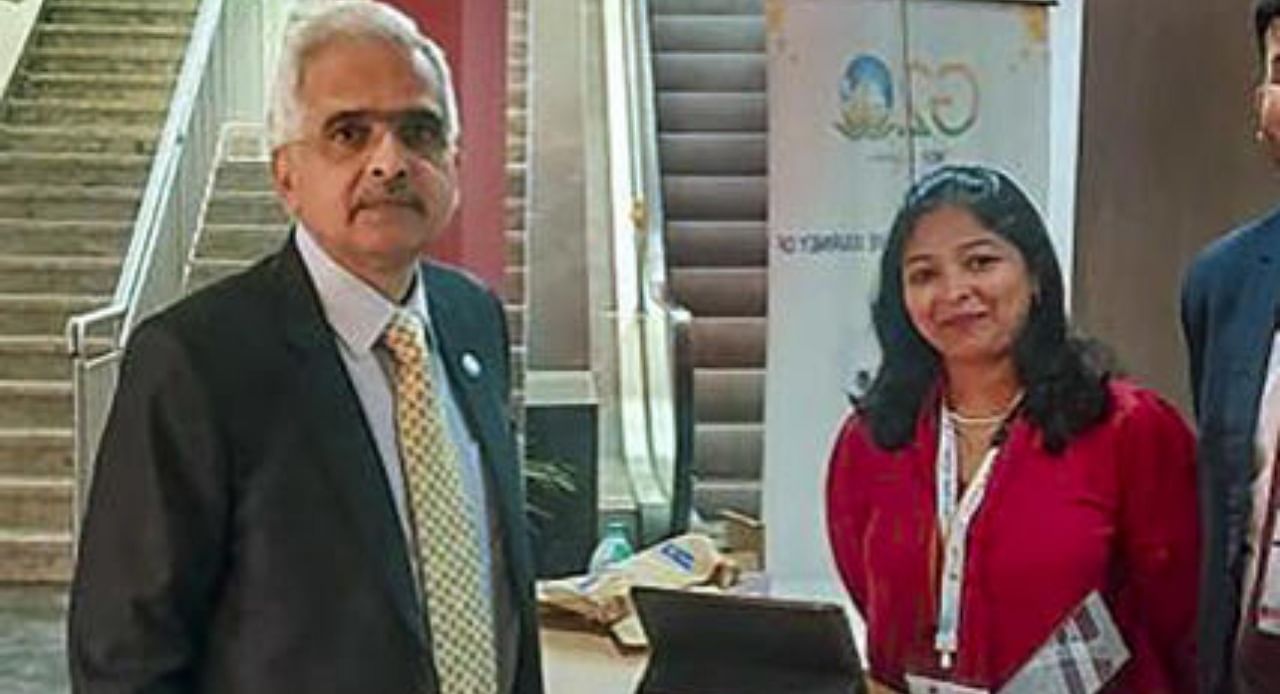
[1182,3,1280,692]
[67,2,544,693]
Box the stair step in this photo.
[693,422,763,479]
[652,16,765,52]
[658,132,765,175]
[0,124,159,155]
[0,219,131,256]
[505,197,525,232]
[690,317,766,368]
[212,159,273,192]
[0,186,141,221]
[693,478,760,518]
[506,137,527,163]
[508,81,528,111]
[33,23,191,53]
[0,293,107,334]
[15,71,173,103]
[0,337,73,380]
[23,45,183,74]
[655,53,766,91]
[0,530,72,583]
[4,98,168,127]
[663,174,767,220]
[652,0,763,15]
[195,223,289,262]
[0,429,73,479]
[0,476,73,533]
[506,230,526,267]
[506,161,527,199]
[666,221,766,267]
[693,368,763,423]
[505,303,525,341]
[670,267,766,316]
[204,191,288,225]
[658,92,766,132]
[222,128,270,160]
[0,380,72,429]
[44,1,197,26]
[185,259,254,294]
[0,255,120,295]
[503,266,525,304]
[0,152,150,186]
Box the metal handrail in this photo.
[630,0,694,535]
[602,0,695,542]
[66,0,297,528]
[67,0,222,358]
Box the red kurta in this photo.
[825,380,1198,692]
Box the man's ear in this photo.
[271,148,301,216]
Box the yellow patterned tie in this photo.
[382,309,498,694]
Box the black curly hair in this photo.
[1258,0,1280,60]
[858,164,1111,454]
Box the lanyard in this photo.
[933,406,1008,670]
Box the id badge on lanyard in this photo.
[933,408,1003,670]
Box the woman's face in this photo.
[901,205,1035,370]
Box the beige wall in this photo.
[0,0,43,100]
[1073,0,1277,411]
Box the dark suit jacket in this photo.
[68,239,544,694]
[1181,205,1280,694]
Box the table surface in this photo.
[540,625,648,694]
[537,577,868,693]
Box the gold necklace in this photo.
[944,389,1025,427]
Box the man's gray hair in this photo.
[267,0,460,149]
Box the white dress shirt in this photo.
[294,227,516,690]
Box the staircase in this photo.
[0,0,197,583]
[185,140,286,294]
[506,0,529,414]
[649,0,767,519]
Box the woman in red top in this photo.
[825,165,1198,692]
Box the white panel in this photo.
[763,0,1061,620]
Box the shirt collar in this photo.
[294,224,432,354]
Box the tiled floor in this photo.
[0,587,69,694]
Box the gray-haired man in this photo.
[68,2,543,692]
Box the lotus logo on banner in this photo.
[835,53,981,143]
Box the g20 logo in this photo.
[835,54,980,142]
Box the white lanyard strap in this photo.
[934,408,1003,669]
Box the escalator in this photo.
[650,0,766,519]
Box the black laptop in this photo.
[631,586,866,694]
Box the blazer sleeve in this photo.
[68,321,230,694]
[1112,390,1200,694]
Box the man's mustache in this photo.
[353,183,425,214]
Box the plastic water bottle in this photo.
[588,520,634,573]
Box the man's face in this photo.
[1257,20,1280,164]
[272,37,458,295]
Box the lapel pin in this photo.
[461,352,483,379]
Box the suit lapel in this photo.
[424,268,532,588]
[1227,230,1280,437]
[270,240,427,649]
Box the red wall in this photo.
[382,0,509,292]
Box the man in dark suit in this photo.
[68,2,544,692]
[1182,2,1280,692]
